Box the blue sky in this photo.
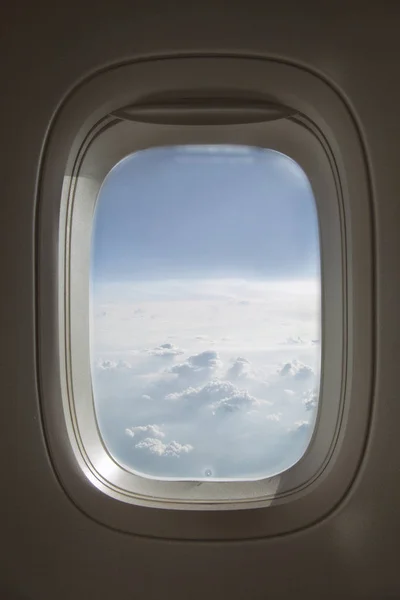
[91,145,319,282]
[90,145,321,481]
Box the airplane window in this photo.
[90,145,321,481]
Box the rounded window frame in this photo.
[38,56,373,540]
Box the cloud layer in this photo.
[148,343,184,357]
[91,278,321,480]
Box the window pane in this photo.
[90,145,321,481]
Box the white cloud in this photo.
[210,390,259,414]
[285,336,306,345]
[96,359,132,370]
[125,424,193,458]
[278,360,314,380]
[166,379,237,403]
[117,360,132,369]
[303,388,318,411]
[226,356,252,379]
[166,379,271,415]
[169,350,222,378]
[135,437,193,457]
[266,413,282,422]
[293,420,310,432]
[148,342,184,357]
[284,389,295,396]
[96,359,117,370]
[187,350,221,369]
[125,424,165,439]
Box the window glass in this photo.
[90,145,321,481]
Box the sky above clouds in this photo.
[90,145,321,481]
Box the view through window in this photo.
[90,145,321,481]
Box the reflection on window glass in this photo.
[90,145,321,481]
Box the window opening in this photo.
[90,145,321,481]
